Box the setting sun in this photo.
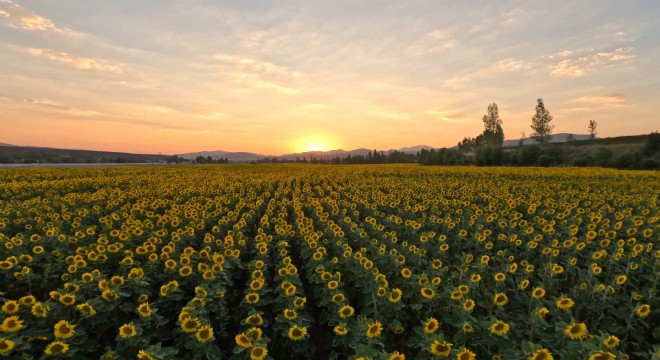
[292,133,338,153]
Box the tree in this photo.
[482,103,504,146]
[519,132,527,147]
[588,120,597,140]
[530,98,554,143]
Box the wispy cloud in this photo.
[214,54,302,95]
[569,94,628,107]
[550,47,634,77]
[0,1,79,36]
[425,110,471,123]
[27,48,122,73]
[405,29,457,56]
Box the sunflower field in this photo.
[0,165,658,360]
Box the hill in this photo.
[503,133,592,147]
[0,145,184,164]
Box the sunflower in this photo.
[235,332,252,348]
[421,287,435,299]
[429,340,452,357]
[31,302,50,318]
[424,317,439,334]
[456,347,476,360]
[137,303,153,317]
[470,274,481,283]
[587,351,616,360]
[493,293,508,306]
[293,297,306,308]
[332,293,345,304]
[636,304,650,317]
[462,322,473,333]
[528,348,553,360]
[603,335,620,349]
[389,289,402,303]
[615,275,627,285]
[0,338,15,354]
[519,279,530,290]
[54,320,76,339]
[118,324,137,339]
[246,314,263,326]
[250,346,268,360]
[532,287,546,299]
[58,293,76,306]
[565,322,588,340]
[333,325,348,335]
[389,350,405,360]
[366,321,383,338]
[450,290,463,300]
[250,279,264,291]
[288,325,307,341]
[247,327,262,341]
[494,273,506,282]
[328,280,339,290]
[556,297,574,309]
[180,317,200,333]
[537,307,549,319]
[401,268,412,278]
[44,341,69,355]
[196,325,214,343]
[490,320,510,336]
[245,293,260,304]
[77,302,96,316]
[179,266,192,277]
[339,305,355,318]
[1,301,19,314]
[463,299,475,312]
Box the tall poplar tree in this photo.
[530,98,554,143]
[482,103,504,146]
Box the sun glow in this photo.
[293,133,338,153]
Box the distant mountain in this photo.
[503,133,593,147]
[179,146,435,163]
[397,145,433,154]
[0,142,16,147]
[278,148,373,161]
[178,150,271,162]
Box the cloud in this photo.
[27,48,122,73]
[213,54,302,95]
[550,59,586,77]
[494,58,533,72]
[569,94,628,107]
[19,14,55,30]
[425,110,470,123]
[0,1,81,37]
[550,47,634,77]
[405,29,457,56]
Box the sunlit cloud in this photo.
[550,47,634,77]
[214,54,302,95]
[0,9,9,17]
[19,14,55,30]
[570,94,628,107]
[406,28,457,56]
[425,110,471,123]
[27,48,122,73]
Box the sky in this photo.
[1,1,659,155]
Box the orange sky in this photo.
[1,1,659,155]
